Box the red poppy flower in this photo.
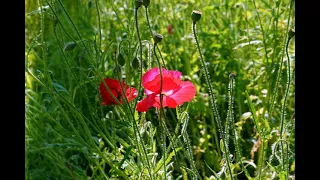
[136,68,196,112]
[99,78,137,106]
[168,24,173,35]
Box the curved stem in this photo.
[278,32,293,180]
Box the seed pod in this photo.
[135,0,143,8]
[131,56,140,69]
[122,32,127,39]
[191,10,202,22]
[117,53,126,66]
[63,42,77,51]
[153,33,163,44]
[288,29,295,38]
[143,0,150,7]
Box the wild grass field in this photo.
[25,0,295,179]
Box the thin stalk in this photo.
[270,1,281,65]
[133,7,144,109]
[145,6,153,39]
[38,0,51,86]
[268,0,293,123]
[144,6,167,69]
[157,46,167,69]
[279,29,293,180]
[252,0,269,66]
[153,42,166,180]
[55,0,92,56]
[267,1,293,176]
[228,75,253,179]
[94,0,101,49]
[192,21,233,179]
[132,8,155,178]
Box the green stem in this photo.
[153,43,166,180]
[252,0,269,66]
[268,0,293,123]
[38,0,51,86]
[133,7,144,109]
[192,21,233,180]
[145,7,153,38]
[157,46,167,69]
[279,30,293,180]
[55,0,92,56]
[114,56,154,179]
[144,7,167,69]
[94,0,102,49]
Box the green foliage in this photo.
[25,0,295,179]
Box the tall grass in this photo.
[25,0,295,179]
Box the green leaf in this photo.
[245,90,261,134]
[154,148,181,173]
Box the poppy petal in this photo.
[142,68,161,86]
[136,94,157,112]
[99,78,137,106]
[144,76,179,95]
[125,87,138,102]
[100,89,118,105]
[169,81,196,105]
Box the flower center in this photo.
[161,89,174,96]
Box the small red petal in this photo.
[99,78,137,106]
[136,94,157,112]
[125,87,138,102]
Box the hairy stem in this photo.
[192,21,233,180]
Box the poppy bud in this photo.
[143,0,150,7]
[131,56,140,69]
[117,52,126,66]
[63,42,77,51]
[135,0,143,8]
[88,0,92,8]
[288,29,295,38]
[191,10,202,22]
[153,33,163,44]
